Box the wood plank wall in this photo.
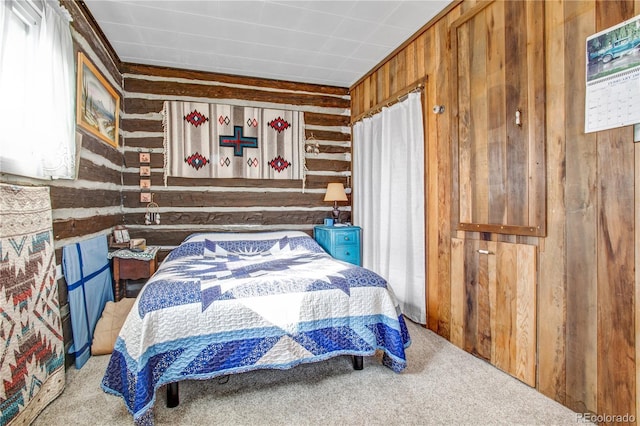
[351,0,638,422]
[120,64,351,248]
[351,0,463,343]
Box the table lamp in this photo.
[324,182,348,223]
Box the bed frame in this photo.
[166,355,364,407]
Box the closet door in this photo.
[451,238,536,387]
[451,0,545,237]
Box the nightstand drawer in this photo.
[332,229,359,246]
[313,225,362,266]
[117,258,155,280]
[331,244,360,264]
[110,247,159,301]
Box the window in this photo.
[0,0,75,180]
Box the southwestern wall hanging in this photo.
[163,101,304,183]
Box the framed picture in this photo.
[140,192,152,203]
[76,52,120,148]
[113,228,130,244]
[140,179,151,189]
[140,165,151,176]
[139,152,151,163]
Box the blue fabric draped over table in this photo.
[62,235,114,369]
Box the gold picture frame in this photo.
[76,52,120,148]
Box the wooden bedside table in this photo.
[109,247,159,300]
[313,225,361,266]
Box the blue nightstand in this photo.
[314,225,361,266]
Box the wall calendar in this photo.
[585,14,640,133]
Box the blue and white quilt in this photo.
[102,231,410,425]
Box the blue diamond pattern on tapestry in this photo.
[269,156,291,172]
[220,126,258,157]
[185,152,209,170]
[184,110,209,127]
[268,117,290,133]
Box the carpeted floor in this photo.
[33,320,582,425]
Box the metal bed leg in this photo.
[352,355,363,370]
[167,382,179,408]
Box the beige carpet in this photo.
[33,320,581,425]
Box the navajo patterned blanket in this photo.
[163,101,304,182]
[0,184,65,425]
[102,231,410,425]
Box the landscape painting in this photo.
[76,52,119,147]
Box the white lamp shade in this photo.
[324,182,348,202]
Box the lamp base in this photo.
[332,204,340,223]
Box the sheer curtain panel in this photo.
[0,0,75,179]
[352,92,426,324]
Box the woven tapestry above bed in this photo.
[163,101,304,183]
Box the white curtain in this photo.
[37,1,76,178]
[0,0,75,179]
[352,91,426,324]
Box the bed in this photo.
[101,231,410,425]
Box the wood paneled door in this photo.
[451,238,536,387]
[451,0,546,237]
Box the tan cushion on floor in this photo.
[91,298,136,355]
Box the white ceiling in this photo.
[83,0,452,88]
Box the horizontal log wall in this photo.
[120,63,351,248]
[57,1,125,364]
[0,1,125,365]
[351,0,638,422]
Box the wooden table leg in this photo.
[113,258,121,301]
